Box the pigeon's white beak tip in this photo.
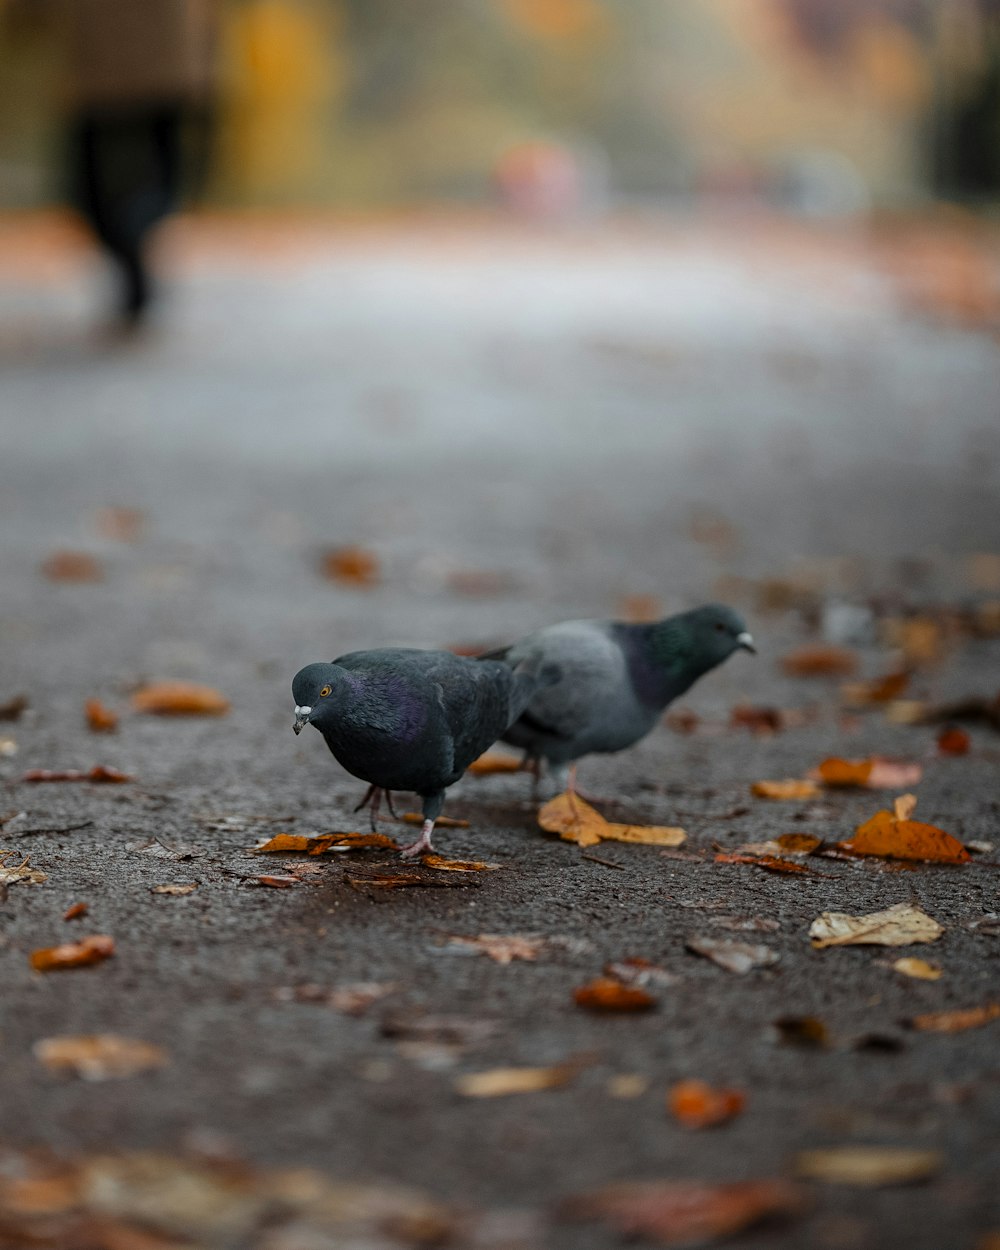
[292,705,312,735]
[736,632,756,655]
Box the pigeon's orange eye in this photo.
[320,685,332,697]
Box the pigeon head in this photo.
[673,603,755,667]
[291,662,343,735]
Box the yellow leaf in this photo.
[795,1147,942,1186]
[809,903,943,949]
[466,752,524,775]
[893,958,942,981]
[454,1065,575,1097]
[33,1035,167,1081]
[538,793,685,847]
[751,779,821,800]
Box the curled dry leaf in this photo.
[561,1178,804,1245]
[910,1004,1000,1033]
[419,853,498,872]
[775,833,823,854]
[455,1064,576,1098]
[402,812,470,829]
[34,1034,167,1081]
[539,793,686,848]
[466,752,524,775]
[573,977,657,1012]
[810,903,943,949]
[84,698,118,732]
[150,883,198,896]
[0,852,47,887]
[836,795,969,864]
[131,682,229,716]
[816,757,923,790]
[841,670,910,707]
[714,852,812,876]
[751,779,821,801]
[321,545,380,587]
[30,934,115,971]
[937,726,970,756]
[893,958,942,981]
[781,645,858,677]
[446,934,545,964]
[795,1147,942,1186]
[22,765,132,784]
[63,902,88,921]
[40,551,103,582]
[668,1080,745,1129]
[255,831,399,854]
[686,936,779,974]
[253,875,301,888]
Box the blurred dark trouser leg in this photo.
[68,102,186,326]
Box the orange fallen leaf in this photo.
[419,854,498,872]
[751,779,821,800]
[30,934,115,972]
[774,833,823,854]
[344,866,477,890]
[562,1178,804,1244]
[714,852,812,875]
[131,682,229,716]
[816,757,923,789]
[321,545,380,587]
[34,1034,166,1080]
[254,875,301,888]
[729,705,784,733]
[84,699,118,733]
[817,757,873,787]
[40,551,103,582]
[573,978,657,1012]
[668,1080,745,1129]
[910,1004,1000,1033]
[538,793,685,847]
[893,958,942,981]
[937,726,970,756]
[841,671,910,706]
[455,1064,577,1097]
[63,902,88,921]
[254,832,399,854]
[781,645,858,677]
[837,795,969,863]
[402,812,470,829]
[22,765,132,784]
[466,752,524,775]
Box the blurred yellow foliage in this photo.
[499,0,606,41]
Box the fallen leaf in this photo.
[455,1065,576,1097]
[916,691,1000,731]
[889,617,945,667]
[668,1080,745,1129]
[714,852,813,875]
[816,757,923,789]
[665,707,700,734]
[34,1035,166,1080]
[94,506,145,542]
[419,853,498,872]
[795,1147,942,1186]
[782,645,858,677]
[131,682,229,716]
[0,694,28,721]
[608,1073,650,1098]
[0,736,18,757]
[253,875,302,888]
[686,936,779,974]
[573,978,657,1012]
[772,1016,830,1048]
[63,902,88,921]
[841,670,910,706]
[713,916,781,933]
[893,957,942,980]
[254,831,399,854]
[150,883,198,896]
[40,551,103,582]
[0,852,47,887]
[810,903,943,948]
[30,934,115,971]
[84,699,118,733]
[561,1178,804,1244]
[539,793,686,847]
[466,752,524,775]
[836,796,969,863]
[937,726,970,756]
[729,705,784,733]
[344,865,478,889]
[910,1004,1000,1033]
[775,833,823,853]
[604,958,679,989]
[751,779,821,800]
[445,934,546,963]
[321,545,380,587]
[22,765,132,784]
[401,812,470,829]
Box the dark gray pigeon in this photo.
[292,648,548,857]
[481,604,754,792]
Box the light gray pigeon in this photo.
[481,604,754,792]
[292,648,548,857]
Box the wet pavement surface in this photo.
[1,216,999,1249]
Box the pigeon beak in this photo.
[736,632,756,655]
[292,705,312,735]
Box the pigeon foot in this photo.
[399,819,436,859]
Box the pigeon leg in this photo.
[352,784,381,831]
[384,789,399,821]
[399,819,436,859]
[521,753,542,800]
[563,763,606,806]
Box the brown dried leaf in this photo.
[0,852,47,887]
[729,704,785,734]
[320,545,380,587]
[562,1178,804,1244]
[22,765,132,784]
[773,1016,830,1048]
[63,902,88,921]
[131,682,230,716]
[817,757,873,787]
[446,934,545,964]
[751,779,821,800]
[30,934,115,971]
[344,865,477,890]
[841,671,910,707]
[795,1147,942,1186]
[94,506,145,542]
[573,977,657,1012]
[810,903,943,948]
[910,1004,1000,1033]
[34,1034,166,1080]
[893,958,942,981]
[254,831,399,854]
[538,793,685,847]
[253,875,302,888]
[465,752,524,775]
[781,645,858,677]
[837,798,969,863]
[775,833,823,854]
[401,812,470,829]
[150,883,198,896]
[40,551,103,582]
[686,936,779,974]
[714,852,812,875]
[937,726,971,756]
[84,699,118,733]
[0,694,28,721]
[455,1065,576,1097]
[668,1080,745,1129]
[419,854,498,872]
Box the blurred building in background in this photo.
[1,0,999,216]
